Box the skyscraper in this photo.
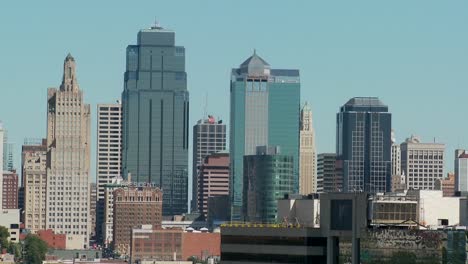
[336,97,392,193]
[192,116,226,212]
[3,129,15,172]
[230,51,300,220]
[391,130,401,176]
[400,135,444,190]
[46,54,91,248]
[96,103,122,242]
[299,102,316,194]
[22,139,47,233]
[455,149,468,194]
[122,24,189,216]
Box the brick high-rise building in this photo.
[46,54,91,248]
[197,152,229,218]
[192,116,226,212]
[2,170,18,209]
[96,103,122,243]
[113,186,162,255]
[22,139,47,232]
[435,173,455,197]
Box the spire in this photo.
[60,53,79,92]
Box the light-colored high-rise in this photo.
[96,103,122,242]
[192,116,226,212]
[455,149,468,194]
[46,54,91,249]
[299,102,316,194]
[391,130,401,176]
[22,139,47,232]
[400,135,444,190]
[0,122,4,210]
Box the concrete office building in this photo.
[299,102,317,195]
[122,23,189,216]
[113,186,162,255]
[243,146,295,223]
[336,97,392,193]
[192,116,226,213]
[400,135,445,190]
[2,171,18,209]
[46,54,91,248]
[96,103,122,242]
[102,177,127,247]
[455,149,468,194]
[317,153,342,193]
[3,129,14,172]
[22,139,47,232]
[197,152,229,218]
[230,51,300,220]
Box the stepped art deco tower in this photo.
[299,102,317,194]
[46,54,91,249]
[122,24,189,216]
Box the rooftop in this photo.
[345,97,386,107]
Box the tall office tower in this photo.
[455,149,468,194]
[46,54,91,248]
[230,52,300,220]
[400,135,445,190]
[317,153,342,193]
[391,130,401,176]
[0,123,3,211]
[3,130,15,172]
[22,139,47,232]
[113,186,162,256]
[243,146,294,223]
[197,152,229,218]
[299,102,316,195]
[96,103,122,242]
[122,24,189,216]
[2,171,18,209]
[90,183,97,241]
[336,97,392,193]
[192,116,226,212]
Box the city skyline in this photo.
[1,1,468,183]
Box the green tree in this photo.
[389,251,417,264]
[24,234,48,264]
[8,242,21,259]
[0,225,10,251]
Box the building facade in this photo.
[299,102,316,195]
[46,54,91,248]
[113,186,163,255]
[317,153,342,193]
[243,146,295,223]
[435,173,455,197]
[230,52,300,220]
[391,130,401,177]
[96,103,122,242]
[2,171,18,209]
[192,116,226,213]
[455,149,468,194]
[197,152,229,218]
[122,24,189,216]
[3,129,14,172]
[336,97,392,193]
[400,135,445,190]
[102,177,127,247]
[90,183,97,242]
[22,139,47,232]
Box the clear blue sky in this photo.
[1,0,468,180]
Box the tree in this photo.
[23,234,48,264]
[8,242,22,259]
[0,225,10,251]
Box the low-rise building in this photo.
[0,209,20,242]
[37,229,66,249]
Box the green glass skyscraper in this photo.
[122,24,189,216]
[230,51,300,220]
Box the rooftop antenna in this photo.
[151,17,162,29]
